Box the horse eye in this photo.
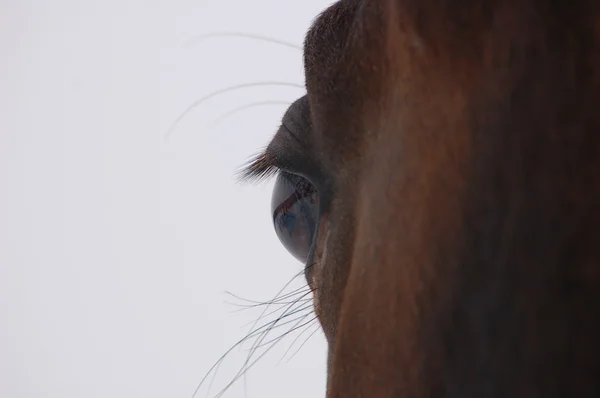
[271,172,319,263]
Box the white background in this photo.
[1,0,333,397]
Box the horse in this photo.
[241,0,600,396]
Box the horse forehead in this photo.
[302,0,523,165]
[303,0,399,167]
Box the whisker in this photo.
[190,307,305,398]
[226,290,315,389]
[225,288,312,312]
[242,302,315,344]
[212,338,282,398]
[238,289,315,350]
[222,312,310,397]
[213,316,318,398]
[223,279,307,315]
[204,360,222,398]
[254,297,314,321]
[239,309,313,348]
[225,294,311,310]
[193,273,314,397]
[208,101,291,129]
[224,285,310,307]
[192,290,313,397]
[164,81,304,141]
[237,297,312,324]
[185,32,302,51]
[224,296,312,314]
[241,313,313,352]
[252,315,317,350]
[191,329,258,398]
[278,318,320,364]
[284,323,322,364]
[228,294,311,324]
[239,265,311,345]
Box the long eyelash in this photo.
[236,152,281,184]
[163,81,303,141]
[208,101,291,129]
[184,32,302,51]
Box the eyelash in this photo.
[237,152,283,184]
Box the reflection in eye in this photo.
[271,172,319,263]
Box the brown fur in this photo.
[263,0,600,396]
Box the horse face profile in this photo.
[244,0,600,396]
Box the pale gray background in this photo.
[1,0,333,396]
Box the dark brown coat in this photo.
[254,0,600,396]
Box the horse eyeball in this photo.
[271,172,318,263]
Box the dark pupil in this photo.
[271,172,318,263]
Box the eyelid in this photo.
[239,95,314,184]
[281,120,307,150]
[238,127,312,184]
